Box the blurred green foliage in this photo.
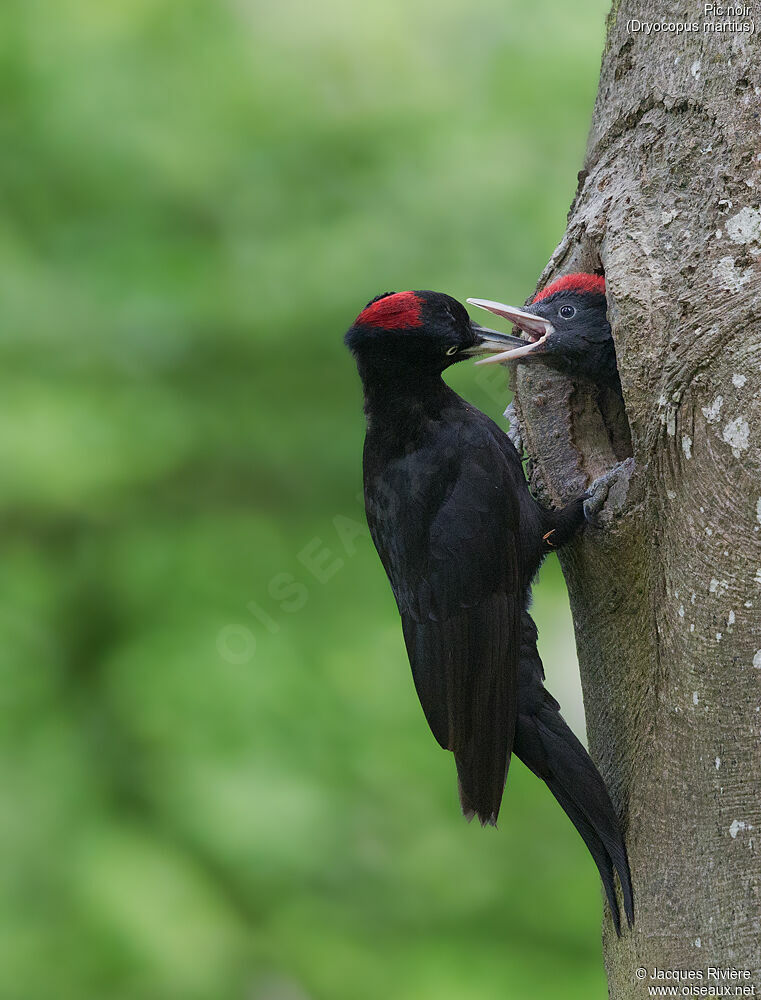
[0,0,612,997]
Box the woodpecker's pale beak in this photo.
[466,299,555,365]
[463,321,527,358]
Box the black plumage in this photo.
[514,612,633,934]
[345,288,633,932]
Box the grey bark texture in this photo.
[510,4,761,994]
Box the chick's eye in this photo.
[446,345,458,356]
[559,305,576,319]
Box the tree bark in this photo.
[510,4,761,994]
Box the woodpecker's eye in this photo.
[559,305,576,319]
[446,345,458,356]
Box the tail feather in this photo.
[454,743,509,827]
[544,774,628,935]
[537,711,634,923]
[515,612,633,932]
[515,707,634,934]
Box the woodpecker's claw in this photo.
[584,458,635,527]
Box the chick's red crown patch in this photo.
[357,291,423,330]
[532,273,606,304]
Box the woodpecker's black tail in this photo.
[454,742,510,828]
[513,614,634,935]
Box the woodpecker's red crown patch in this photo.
[357,291,424,330]
[532,273,606,304]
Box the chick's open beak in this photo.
[466,298,555,365]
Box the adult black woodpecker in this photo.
[345,288,633,934]
[467,273,620,392]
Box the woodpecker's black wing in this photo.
[364,408,523,825]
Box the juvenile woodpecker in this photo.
[468,273,620,391]
[345,289,633,934]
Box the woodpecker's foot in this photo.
[504,401,524,455]
[584,458,635,528]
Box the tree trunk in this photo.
[510,5,761,994]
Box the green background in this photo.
[1,0,612,997]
